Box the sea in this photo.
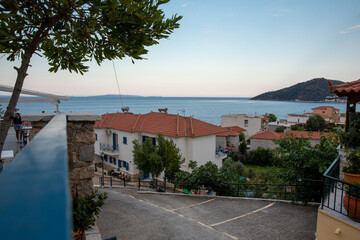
[11,95,351,126]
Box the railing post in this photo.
[138,178,141,190]
[110,177,112,188]
[123,177,126,187]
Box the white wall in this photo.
[221,114,263,137]
[287,115,309,124]
[249,139,278,150]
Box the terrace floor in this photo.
[95,187,319,240]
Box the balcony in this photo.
[100,142,119,155]
[316,153,360,240]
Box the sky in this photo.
[1,0,360,97]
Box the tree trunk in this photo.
[0,51,33,158]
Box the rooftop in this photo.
[95,112,239,138]
[250,130,334,140]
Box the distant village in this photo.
[94,105,342,179]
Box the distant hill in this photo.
[251,78,345,102]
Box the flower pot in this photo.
[343,192,360,222]
[344,172,360,185]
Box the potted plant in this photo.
[343,183,360,222]
[343,150,360,184]
[72,190,107,240]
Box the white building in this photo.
[221,114,264,138]
[286,114,310,125]
[94,112,239,178]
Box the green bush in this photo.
[72,190,107,232]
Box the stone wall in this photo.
[24,113,100,198]
[67,120,96,198]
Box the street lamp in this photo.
[101,151,104,187]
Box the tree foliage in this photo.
[305,115,327,131]
[265,113,277,122]
[274,133,339,203]
[275,126,285,133]
[0,0,181,156]
[132,134,183,184]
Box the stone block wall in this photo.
[67,120,96,198]
[24,113,100,199]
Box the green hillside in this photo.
[251,78,344,102]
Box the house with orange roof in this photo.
[311,106,340,123]
[94,111,240,178]
[249,130,334,150]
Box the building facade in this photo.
[94,112,239,178]
[221,114,264,138]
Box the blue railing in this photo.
[0,114,71,240]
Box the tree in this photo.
[265,113,277,122]
[132,134,183,187]
[156,134,184,186]
[305,115,327,131]
[132,137,163,182]
[274,133,338,203]
[275,126,285,133]
[0,0,181,157]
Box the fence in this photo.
[98,175,322,202]
[322,155,360,221]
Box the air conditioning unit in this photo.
[106,129,111,135]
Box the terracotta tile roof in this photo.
[328,79,360,97]
[95,112,233,138]
[226,126,246,132]
[250,130,334,140]
[250,130,282,140]
[312,106,339,111]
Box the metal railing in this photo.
[0,114,71,240]
[100,142,119,152]
[322,155,360,221]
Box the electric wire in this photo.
[112,60,124,107]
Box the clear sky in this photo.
[1,0,360,97]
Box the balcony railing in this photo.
[0,114,71,240]
[100,142,119,152]
[322,155,360,221]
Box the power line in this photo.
[112,60,124,107]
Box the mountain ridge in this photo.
[251,78,345,102]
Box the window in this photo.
[104,155,108,162]
[118,160,122,168]
[109,157,112,163]
[122,161,126,168]
[95,134,98,141]
[244,120,248,127]
[113,133,118,151]
[123,137,127,144]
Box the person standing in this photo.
[13,113,23,143]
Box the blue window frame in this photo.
[109,157,112,163]
[123,137,127,144]
[126,162,129,171]
[118,160,121,168]
[95,134,98,141]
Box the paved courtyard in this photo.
[96,187,318,240]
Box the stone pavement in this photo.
[96,187,319,240]
[1,128,24,168]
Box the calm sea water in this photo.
[14,96,349,126]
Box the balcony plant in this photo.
[72,190,107,240]
[343,183,360,222]
[343,149,360,185]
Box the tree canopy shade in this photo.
[0,0,181,156]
